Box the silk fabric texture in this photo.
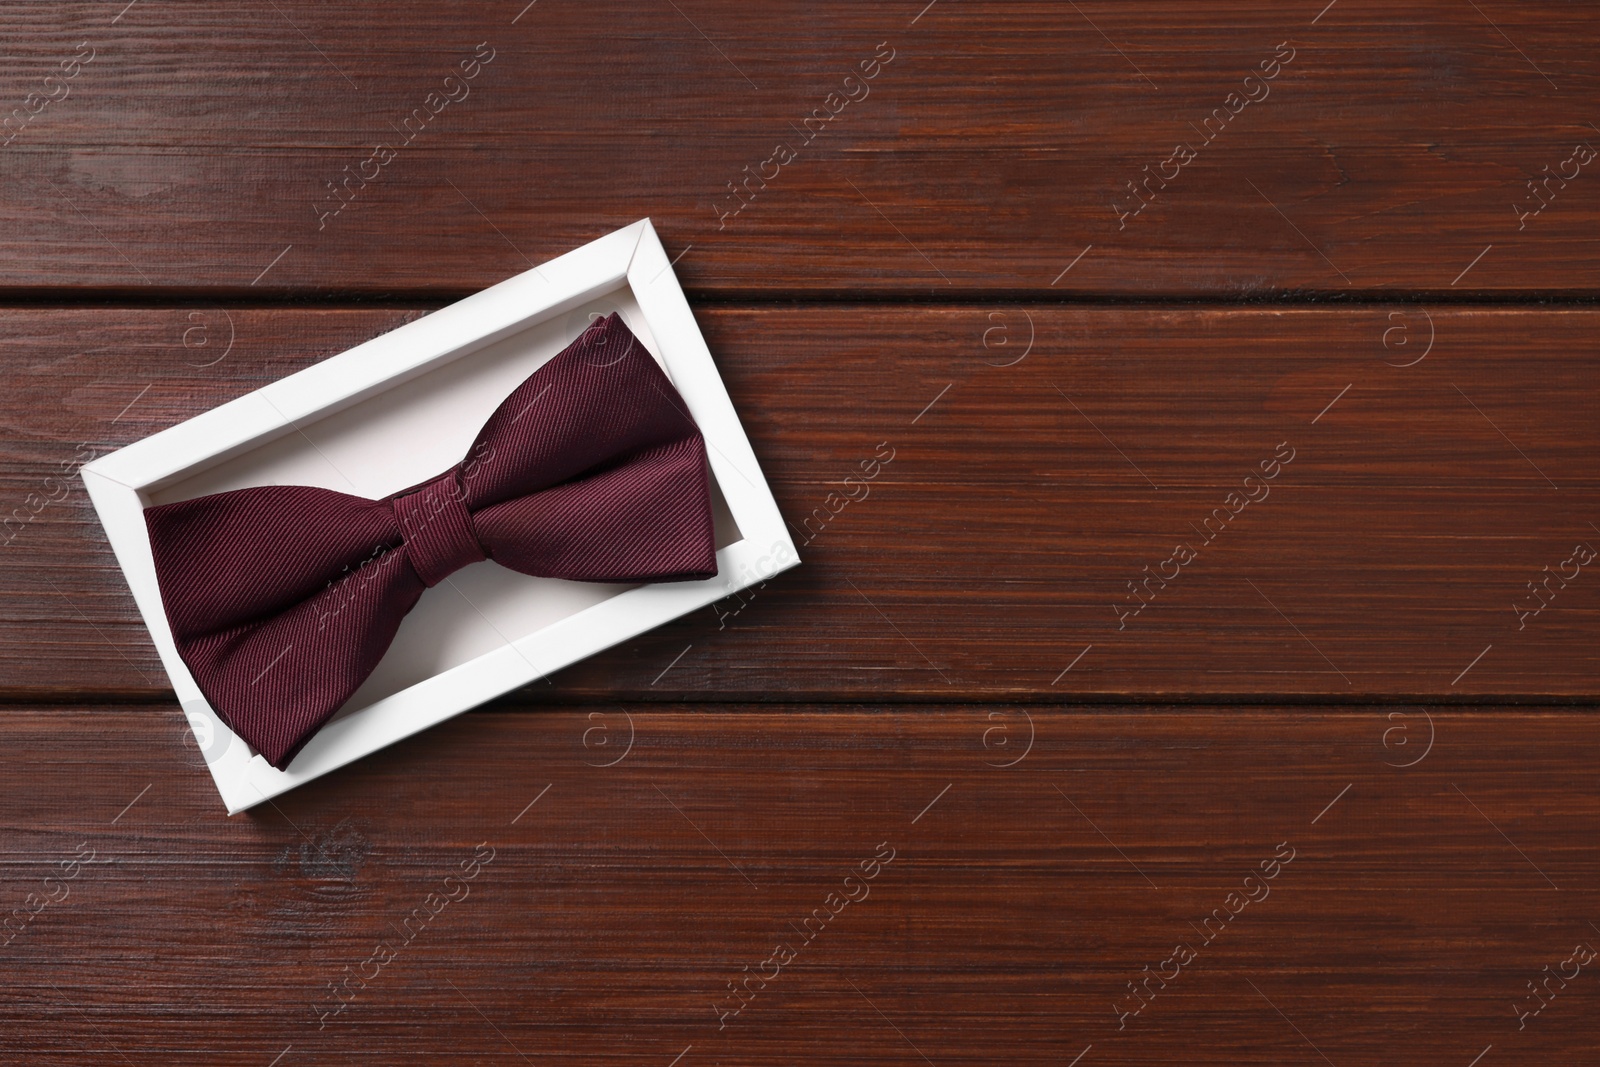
[146,313,717,769]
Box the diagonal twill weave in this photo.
[145,313,717,770]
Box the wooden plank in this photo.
[4,305,1598,698]
[0,705,1595,1064]
[0,1,1595,294]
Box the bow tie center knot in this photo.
[391,468,487,587]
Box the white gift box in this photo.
[81,220,798,813]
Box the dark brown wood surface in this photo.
[0,1,1597,294]
[2,1,1597,1063]
[2,705,1597,1065]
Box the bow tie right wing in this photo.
[462,313,708,510]
[460,313,719,582]
[473,435,717,582]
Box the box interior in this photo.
[147,286,741,726]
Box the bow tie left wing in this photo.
[146,485,425,769]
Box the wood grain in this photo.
[2,3,1597,1061]
[0,704,1594,1065]
[0,1,1595,294]
[3,305,1596,699]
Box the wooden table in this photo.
[2,2,1597,1063]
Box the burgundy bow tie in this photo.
[146,313,717,770]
